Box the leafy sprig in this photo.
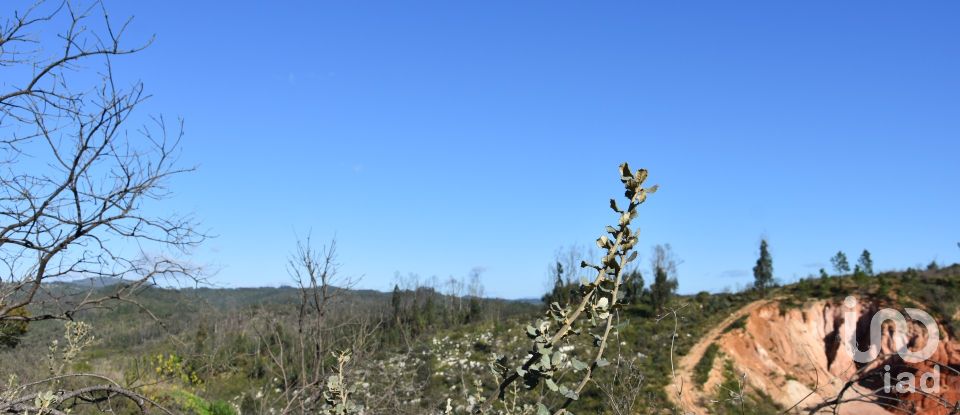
[476,163,657,414]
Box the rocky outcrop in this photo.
[716,298,960,414]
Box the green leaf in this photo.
[537,403,550,415]
[596,358,610,367]
[326,375,341,391]
[627,251,638,263]
[647,184,659,193]
[550,350,561,362]
[545,378,559,391]
[570,358,588,371]
[536,342,551,355]
[526,325,538,338]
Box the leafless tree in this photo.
[650,243,680,280]
[253,235,379,414]
[0,1,203,412]
[467,266,485,299]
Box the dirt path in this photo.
[664,299,771,414]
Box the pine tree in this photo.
[649,244,679,315]
[831,251,850,290]
[752,239,773,296]
[857,250,873,276]
[623,269,644,304]
[466,297,483,324]
[650,266,677,316]
[542,262,568,307]
[391,284,402,325]
[831,251,849,276]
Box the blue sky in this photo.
[85,1,960,298]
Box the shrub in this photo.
[723,316,748,334]
[693,343,721,388]
[0,306,28,349]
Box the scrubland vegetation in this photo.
[2,2,959,414]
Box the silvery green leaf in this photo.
[526,325,538,338]
[545,378,559,392]
[537,403,550,415]
[596,358,610,367]
[596,235,608,249]
[635,168,648,183]
[327,375,340,388]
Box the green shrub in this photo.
[0,306,29,349]
[168,390,237,415]
[693,343,720,388]
[723,316,748,334]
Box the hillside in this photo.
[672,264,960,415]
[3,265,959,414]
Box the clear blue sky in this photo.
[94,1,959,298]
